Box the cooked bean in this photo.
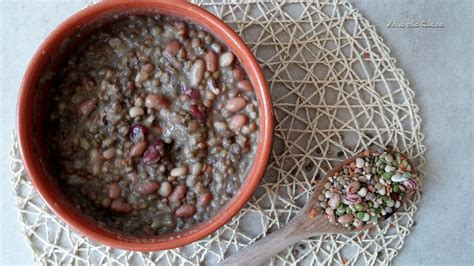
[226,97,246,112]
[159,181,172,197]
[228,114,248,131]
[219,52,234,67]
[169,185,187,201]
[199,192,213,206]
[130,142,147,157]
[143,140,166,165]
[129,106,145,118]
[77,99,96,116]
[190,59,205,87]
[135,181,160,195]
[164,40,181,57]
[233,68,244,80]
[237,80,252,91]
[175,205,196,218]
[102,147,115,160]
[145,94,168,110]
[204,51,217,72]
[109,183,122,199]
[142,63,154,73]
[111,199,132,213]
[170,166,188,176]
[191,163,203,176]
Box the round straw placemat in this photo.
[11,0,426,265]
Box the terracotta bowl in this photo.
[17,0,273,251]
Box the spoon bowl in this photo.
[221,149,417,265]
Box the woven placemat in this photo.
[11,0,426,265]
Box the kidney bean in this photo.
[169,184,187,202]
[102,147,115,160]
[191,163,203,176]
[143,140,166,165]
[233,68,244,80]
[204,51,217,73]
[127,172,138,183]
[159,181,172,197]
[130,142,147,157]
[129,106,145,118]
[129,124,148,143]
[207,78,220,95]
[170,166,188,177]
[391,192,400,201]
[228,114,248,131]
[175,205,196,218]
[199,192,213,206]
[141,63,154,73]
[135,181,160,195]
[191,37,201,48]
[219,52,234,67]
[226,97,246,112]
[237,80,253,91]
[190,59,205,87]
[180,83,200,99]
[77,99,96,116]
[164,40,181,57]
[111,199,132,213]
[189,104,206,119]
[108,183,122,199]
[145,94,169,110]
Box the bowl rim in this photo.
[16,0,273,251]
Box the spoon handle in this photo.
[220,213,313,266]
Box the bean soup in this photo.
[47,15,259,235]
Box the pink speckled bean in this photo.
[226,97,246,112]
[109,183,122,199]
[111,200,132,213]
[169,185,187,202]
[228,114,248,131]
[175,205,196,218]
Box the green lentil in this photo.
[362,213,370,222]
[382,172,392,180]
[337,205,346,213]
[356,212,365,220]
[355,203,364,211]
[393,184,399,192]
[370,215,378,223]
[346,207,353,214]
[402,160,409,168]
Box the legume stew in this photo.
[47,15,259,235]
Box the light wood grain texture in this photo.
[221,150,415,266]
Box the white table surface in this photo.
[1,1,472,265]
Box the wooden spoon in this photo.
[220,150,416,266]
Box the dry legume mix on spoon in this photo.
[318,151,420,230]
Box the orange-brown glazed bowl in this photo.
[17,0,273,251]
